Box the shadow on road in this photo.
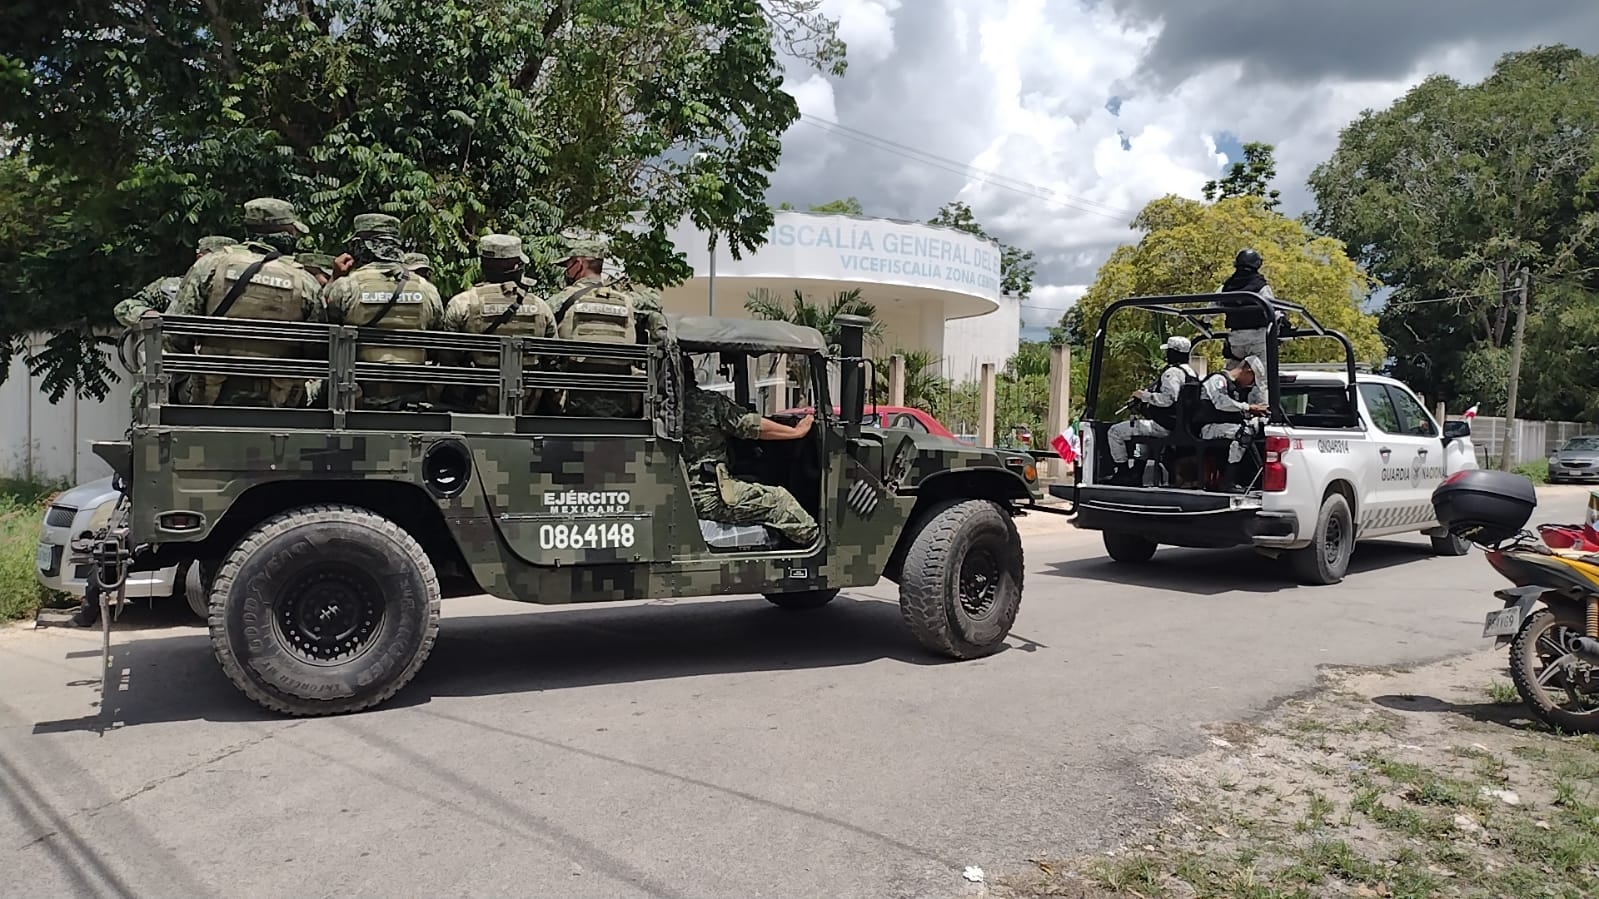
[1041,539,1448,596]
[1370,692,1550,733]
[30,592,1024,732]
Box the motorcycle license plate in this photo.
[1483,606,1524,638]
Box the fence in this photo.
[1461,415,1595,467]
[0,343,132,486]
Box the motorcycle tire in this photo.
[1508,606,1599,734]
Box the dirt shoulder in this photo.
[988,650,1599,899]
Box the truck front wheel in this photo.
[208,504,441,716]
[1290,493,1354,585]
[899,499,1024,659]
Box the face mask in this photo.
[257,232,300,255]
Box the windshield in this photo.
[1279,384,1357,429]
[1563,437,1599,453]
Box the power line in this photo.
[796,116,1134,222]
[802,113,1136,218]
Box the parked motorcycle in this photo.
[1433,470,1599,733]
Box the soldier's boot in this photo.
[1106,460,1141,486]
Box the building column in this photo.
[1046,345,1072,481]
[978,362,996,447]
[888,354,906,407]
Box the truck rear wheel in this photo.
[898,499,1023,659]
[1103,531,1157,563]
[208,504,441,716]
[1291,493,1353,585]
[1430,532,1471,556]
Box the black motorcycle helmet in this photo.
[1234,248,1263,271]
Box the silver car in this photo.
[1549,435,1599,484]
[35,476,200,616]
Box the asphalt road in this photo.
[2,487,1590,899]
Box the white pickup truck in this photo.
[1056,293,1479,585]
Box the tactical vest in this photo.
[1197,374,1246,426]
[555,283,637,373]
[1139,365,1198,429]
[201,247,312,357]
[463,281,550,367]
[348,264,433,365]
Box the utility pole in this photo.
[1500,268,1530,471]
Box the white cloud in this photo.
[819,0,903,68]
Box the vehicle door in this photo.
[1356,382,1441,536]
[1383,382,1451,527]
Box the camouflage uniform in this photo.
[549,236,643,418]
[167,203,322,407]
[114,236,237,327]
[321,213,445,410]
[683,383,819,545]
[440,234,555,414]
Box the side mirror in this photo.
[1443,420,1471,441]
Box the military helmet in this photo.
[196,235,237,255]
[352,213,402,238]
[243,198,309,234]
[1234,248,1263,271]
[403,252,432,272]
[1163,336,1192,354]
[296,252,337,276]
[479,233,530,264]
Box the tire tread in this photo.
[898,499,1023,659]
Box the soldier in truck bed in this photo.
[114,236,238,327]
[439,234,556,413]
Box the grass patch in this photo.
[1486,680,1521,705]
[0,477,67,621]
[1513,458,1549,484]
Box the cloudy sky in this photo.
[766,0,1599,340]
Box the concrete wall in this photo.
[0,341,131,486]
[942,294,1021,384]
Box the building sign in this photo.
[671,213,1005,302]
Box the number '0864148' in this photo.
[538,522,636,550]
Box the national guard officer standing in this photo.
[321,213,444,410]
[681,356,820,547]
[440,234,556,413]
[164,200,323,407]
[114,236,238,327]
[1218,248,1279,364]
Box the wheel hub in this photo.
[275,565,384,665]
[958,548,1002,620]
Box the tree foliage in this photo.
[1071,195,1384,418]
[1308,45,1599,410]
[0,0,845,398]
[927,201,1037,302]
[1202,141,1282,210]
[744,287,883,350]
[778,197,864,215]
[872,347,946,412]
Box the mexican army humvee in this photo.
[87,311,1041,716]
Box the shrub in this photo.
[0,478,67,621]
[1513,458,1550,484]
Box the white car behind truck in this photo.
[1055,292,1478,584]
[35,476,198,615]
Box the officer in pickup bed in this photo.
[321,213,445,410]
[1105,336,1198,485]
[1218,248,1281,365]
[1199,354,1269,493]
[165,199,324,407]
[440,234,556,413]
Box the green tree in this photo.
[0,0,846,399]
[1308,45,1599,409]
[744,287,883,350]
[872,348,947,412]
[927,201,1037,301]
[1202,141,1282,210]
[806,197,865,215]
[1074,195,1384,418]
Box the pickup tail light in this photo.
[1263,436,1289,492]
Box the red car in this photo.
[778,404,960,440]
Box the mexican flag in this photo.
[1051,424,1080,464]
[1462,404,1479,421]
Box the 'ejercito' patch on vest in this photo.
[224,269,294,290]
[359,291,425,304]
[480,303,539,316]
[571,302,629,317]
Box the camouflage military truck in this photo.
[88,311,1041,716]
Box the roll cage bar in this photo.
[1082,291,1360,429]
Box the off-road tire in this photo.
[898,499,1023,659]
[1430,532,1471,556]
[1103,531,1157,564]
[1509,606,1599,734]
[182,560,218,621]
[208,504,441,716]
[764,589,840,611]
[1290,493,1354,585]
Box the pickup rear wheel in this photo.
[1430,532,1471,556]
[1103,531,1157,564]
[1291,493,1353,585]
[209,504,441,716]
[899,499,1023,659]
